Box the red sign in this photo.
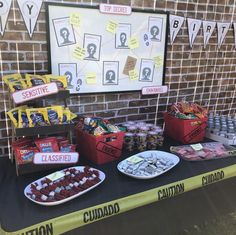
[99,4,131,15]
[33,152,79,165]
[12,83,58,104]
[142,85,168,95]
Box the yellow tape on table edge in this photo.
[1,164,236,235]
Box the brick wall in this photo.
[0,0,236,156]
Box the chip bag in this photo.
[25,74,47,87]
[3,74,27,92]
[35,137,59,152]
[18,109,30,128]
[7,106,27,127]
[26,108,49,127]
[15,147,39,164]
[46,106,63,125]
[62,108,71,124]
[44,75,67,89]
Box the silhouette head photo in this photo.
[119,32,127,47]
[65,71,73,87]
[105,70,116,84]
[86,43,97,59]
[60,27,72,45]
[150,26,159,39]
[142,67,152,80]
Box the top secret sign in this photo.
[12,83,58,104]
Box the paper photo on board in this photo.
[52,17,76,47]
[83,34,102,61]
[115,23,131,49]
[139,59,154,82]
[103,61,119,85]
[148,17,163,42]
[58,63,77,92]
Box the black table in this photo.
[1,140,236,235]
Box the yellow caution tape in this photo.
[2,164,236,235]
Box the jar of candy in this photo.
[138,126,149,134]
[145,123,154,130]
[154,130,164,146]
[124,132,135,152]
[136,133,147,152]
[127,126,137,134]
[147,131,158,150]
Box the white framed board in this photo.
[46,3,168,94]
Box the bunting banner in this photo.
[169,14,185,45]
[203,20,216,49]
[17,0,42,38]
[0,0,12,36]
[187,18,202,48]
[217,22,231,49]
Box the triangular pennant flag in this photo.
[217,22,231,49]
[17,0,42,38]
[187,18,202,48]
[203,20,216,49]
[0,0,12,36]
[169,15,185,45]
[233,23,236,48]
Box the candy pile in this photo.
[26,167,101,202]
[118,154,175,177]
[7,105,77,128]
[168,101,208,119]
[13,136,76,164]
[78,116,122,136]
[170,142,236,161]
[120,121,164,152]
[3,73,67,92]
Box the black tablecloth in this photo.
[1,139,236,233]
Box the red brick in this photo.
[108,101,128,109]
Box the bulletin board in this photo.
[46,3,168,94]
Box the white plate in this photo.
[24,166,105,206]
[117,150,180,179]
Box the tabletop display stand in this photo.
[7,87,75,176]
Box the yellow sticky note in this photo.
[70,13,81,26]
[73,46,86,60]
[127,155,143,164]
[129,70,138,80]
[46,171,65,182]
[106,20,118,34]
[153,56,164,68]
[190,143,203,151]
[128,37,139,49]
[86,73,97,84]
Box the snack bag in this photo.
[8,80,27,92]
[35,137,59,152]
[26,108,49,127]
[3,74,22,85]
[44,75,68,89]
[25,74,47,87]
[70,111,77,120]
[15,147,39,164]
[46,106,63,125]
[18,109,29,128]
[7,106,27,127]
[60,144,76,152]
[3,74,27,92]
[62,108,71,124]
